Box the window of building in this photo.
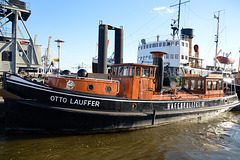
[138,46,140,50]
[181,55,184,59]
[167,42,170,46]
[2,51,12,61]
[138,57,141,61]
[146,45,148,49]
[170,54,174,59]
[185,55,188,60]
[171,42,174,46]
[159,43,162,47]
[149,44,151,48]
[163,42,166,46]
[185,43,188,47]
[182,42,184,46]
[149,55,151,59]
[166,54,169,59]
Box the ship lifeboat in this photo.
[216,56,235,64]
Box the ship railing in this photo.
[152,93,227,100]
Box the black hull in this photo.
[2,73,240,134]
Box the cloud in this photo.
[152,6,174,14]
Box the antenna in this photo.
[170,0,190,39]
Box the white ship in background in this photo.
[136,0,235,85]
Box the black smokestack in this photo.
[115,27,123,64]
[98,24,108,73]
[151,51,167,92]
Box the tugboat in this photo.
[1,20,239,133]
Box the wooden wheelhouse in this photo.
[111,63,157,99]
[182,74,224,98]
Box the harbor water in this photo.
[0,110,240,160]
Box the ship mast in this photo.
[170,0,190,39]
[214,11,220,68]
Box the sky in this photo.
[14,0,240,72]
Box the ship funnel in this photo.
[97,22,123,73]
[151,51,167,92]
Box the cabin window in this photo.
[185,55,188,60]
[129,66,133,76]
[198,80,201,90]
[213,81,217,90]
[153,43,158,47]
[159,43,162,47]
[167,42,170,46]
[146,45,148,49]
[182,42,184,46]
[175,54,179,59]
[123,66,128,76]
[219,81,222,90]
[176,41,179,46]
[149,55,151,59]
[118,66,123,76]
[171,42,174,46]
[186,43,188,47]
[112,67,117,76]
[136,67,141,76]
[184,80,189,89]
[149,44,151,48]
[2,51,12,61]
[170,54,174,59]
[150,68,154,77]
[166,54,169,59]
[207,81,212,90]
[163,42,166,46]
[143,45,145,49]
[191,80,196,90]
[181,55,184,59]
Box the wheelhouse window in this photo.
[112,67,117,76]
[129,66,133,76]
[123,66,128,76]
[136,67,141,76]
[142,68,149,77]
[150,68,154,77]
[118,66,123,76]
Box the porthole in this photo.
[87,84,94,91]
[67,80,75,89]
[105,86,112,92]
